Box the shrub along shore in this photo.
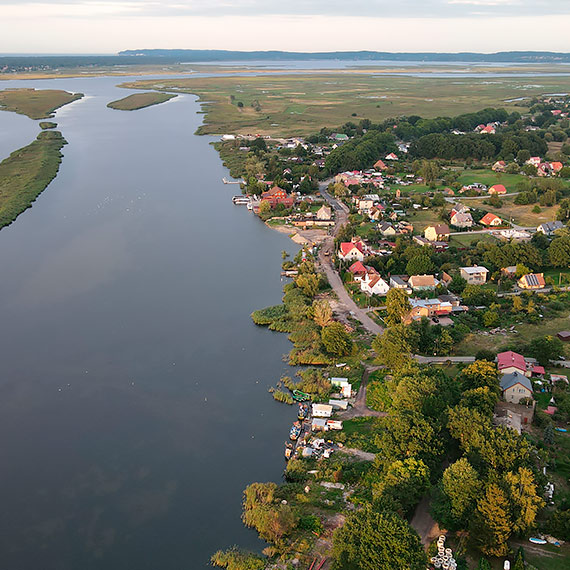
[0,130,67,229]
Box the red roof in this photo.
[349,261,366,274]
[489,184,507,194]
[550,162,563,172]
[497,350,526,372]
[532,365,545,375]
[374,159,387,170]
[340,242,364,256]
[480,212,501,226]
[544,406,558,415]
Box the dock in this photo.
[223,177,244,185]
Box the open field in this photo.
[122,72,570,136]
[455,309,570,356]
[461,197,560,227]
[0,131,66,229]
[0,88,83,119]
[107,91,177,111]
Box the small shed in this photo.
[557,331,570,342]
[329,399,349,410]
[326,420,343,430]
[311,418,328,431]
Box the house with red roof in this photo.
[497,350,528,376]
[488,184,507,195]
[550,161,564,174]
[525,157,542,167]
[360,273,390,296]
[480,212,503,226]
[480,125,496,134]
[385,153,398,161]
[492,161,507,172]
[261,186,295,208]
[348,261,367,279]
[374,159,388,171]
[339,238,366,262]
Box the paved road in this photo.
[317,181,384,337]
[445,192,520,201]
[413,355,476,364]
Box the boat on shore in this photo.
[292,389,310,402]
[232,195,250,205]
[298,403,309,421]
[289,421,301,441]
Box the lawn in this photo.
[120,72,570,136]
[107,91,177,111]
[450,233,498,248]
[0,130,66,229]
[461,197,560,227]
[0,88,83,119]
[455,169,525,190]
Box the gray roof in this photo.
[538,221,564,233]
[500,371,533,393]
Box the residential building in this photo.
[404,298,453,323]
[501,266,517,278]
[480,212,503,226]
[385,152,398,160]
[518,273,546,290]
[330,378,352,398]
[360,273,390,296]
[488,184,507,195]
[339,240,365,262]
[348,261,367,280]
[460,266,489,285]
[525,156,542,167]
[492,160,507,172]
[450,211,474,228]
[316,205,332,220]
[379,222,397,237]
[374,159,388,170]
[390,275,410,290]
[500,371,533,404]
[537,221,565,235]
[408,274,438,291]
[312,403,333,418]
[260,185,295,208]
[424,224,450,242]
[497,350,527,376]
[496,229,531,242]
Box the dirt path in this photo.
[337,365,387,419]
[411,495,441,548]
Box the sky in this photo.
[1,0,570,54]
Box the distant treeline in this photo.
[118,49,570,64]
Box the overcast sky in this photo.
[1,0,569,54]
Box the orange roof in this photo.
[551,162,563,172]
[263,185,287,197]
[480,212,501,225]
[489,184,507,194]
[349,261,366,274]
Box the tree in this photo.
[258,200,271,216]
[473,483,512,556]
[332,507,427,570]
[482,310,500,327]
[419,160,440,183]
[460,386,498,416]
[373,458,430,515]
[549,236,570,268]
[385,288,412,326]
[242,482,297,545]
[313,299,333,327]
[372,325,414,370]
[459,360,500,395]
[513,548,525,570]
[462,284,496,306]
[442,458,482,526]
[332,182,348,197]
[512,295,524,313]
[321,322,352,356]
[516,149,531,164]
[295,273,319,297]
[477,558,492,570]
[504,467,545,534]
[544,423,555,445]
[527,335,564,366]
[406,254,435,276]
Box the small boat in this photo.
[292,389,310,402]
[289,422,301,441]
[298,403,309,421]
[554,427,567,432]
[529,537,547,545]
[284,444,293,460]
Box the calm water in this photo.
[0,76,298,570]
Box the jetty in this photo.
[223,177,244,185]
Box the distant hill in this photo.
[118,50,570,64]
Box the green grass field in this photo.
[121,72,570,136]
[0,88,83,119]
[0,131,66,229]
[107,91,177,111]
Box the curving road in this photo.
[317,182,384,336]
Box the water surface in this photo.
[0,76,297,570]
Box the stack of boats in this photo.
[430,536,457,570]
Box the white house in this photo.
[360,274,390,296]
[460,266,489,285]
[331,378,352,398]
[312,403,333,418]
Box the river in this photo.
[0,76,299,570]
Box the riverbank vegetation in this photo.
[39,121,57,130]
[0,131,67,229]
[107,91,177,111]
[0,88,83,119]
